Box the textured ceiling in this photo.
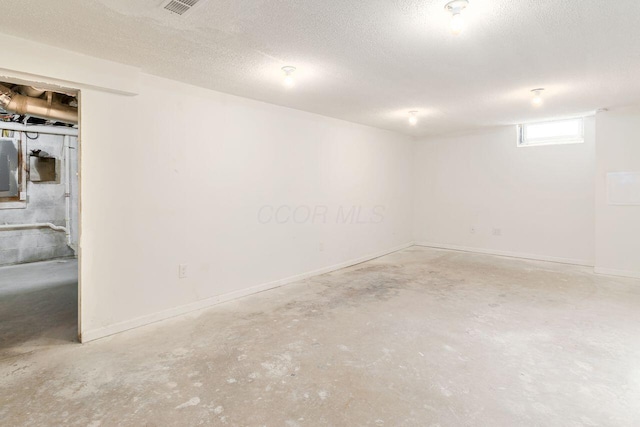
[1,0,639,136]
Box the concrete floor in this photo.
[0,258,78,360]
[1,248,640,426]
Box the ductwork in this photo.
[0,84,78,124]
[16,85,46,98]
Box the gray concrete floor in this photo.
[0,258,78,360]
[1,247,640,426]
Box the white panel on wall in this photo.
[607,172,640,205]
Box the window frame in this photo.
[517,117,585,148]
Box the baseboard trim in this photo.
[80,241,414,343]
[414,242,594,267]
[594,267,640,280]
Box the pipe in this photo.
[0,121,78,136]
[63,135,75,251]
[0,223,67,232]
[0,84,78,124]
[16,86,46,98]
[64,135,70,245]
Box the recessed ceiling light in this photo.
[281,66,296,88]
[408,111,419,126]
[531,88,545,106]
[445,0,469,35]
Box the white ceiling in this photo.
[1,0,639,136]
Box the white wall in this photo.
[0,34,139,95]
[595,107,640,278]
[1,35,413,341]
[78,75,414,340]
[413,120,596,265]
[5,33,637,344]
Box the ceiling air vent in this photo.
[162,0,203,16]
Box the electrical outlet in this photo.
[470,227,476,234]
[492,228,502,236]
[319,242,324,252]
[178,264,188,279]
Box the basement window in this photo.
[517,118,584,147]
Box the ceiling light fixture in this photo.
[408,111,419,126]
[445,0,469,35]
[531,88,544,106]
[282,66,296,88]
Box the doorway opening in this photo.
[0,77,80,356]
